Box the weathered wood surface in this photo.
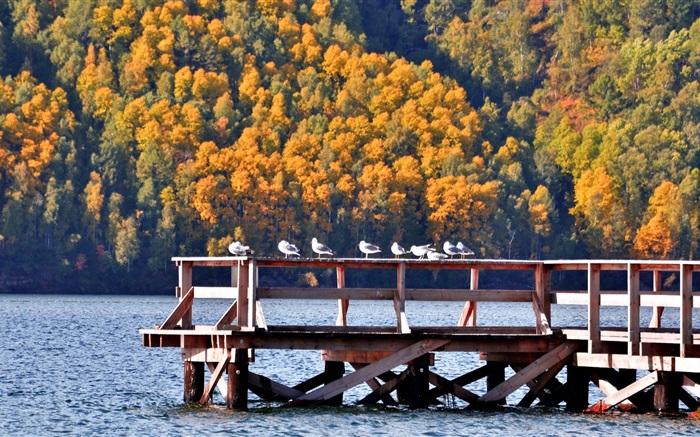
[586,371,659,413]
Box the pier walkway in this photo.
[140,257,700,413]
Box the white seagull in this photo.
[456,242,475,258]
[278,240,300,258]
[410,244,435,259]
[427,251,449,261]
[359,240,381,258]
[443,241,464,258]
[391,242,407,258]
[311,238,334,258]
[228,241,250,256]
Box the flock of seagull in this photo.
[228,238,475,260]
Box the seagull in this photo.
[278,240,300,258]
[391,242,407,258]
[427,251,449,260]
[410,244,435,259]
[443,241,464,258]
[311,238,334,258]
[228,241,250,256]
[456,242,475,258]
[359,240,381,258]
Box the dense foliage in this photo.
[2,0,700,292]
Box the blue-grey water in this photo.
[1,294,700,436]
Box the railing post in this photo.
[237,260,249,327]
[535,263,551,326]
[336,266,348,326]
[588,262,601,353]
[649,270,663,328]
[394,262,410,334]
[627,263,640,355]
[248,258,257,329]
[178,260,193,329]
[680,263,693,357]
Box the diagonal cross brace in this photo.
[284,339,450,407]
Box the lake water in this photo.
[1,294,700,436]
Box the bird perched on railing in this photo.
[443,241,464,258]
[391,242,407,258]
[427,251,449,260]
[410,244,435,259]
[228,241,251,256]
[456,242,475,258]
[278,240,300,258]
[311,238,334,258]
[358,240,381,258]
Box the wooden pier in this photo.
[140,257,700,413]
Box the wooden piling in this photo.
[227,350,249,410]
[184,361,204,403]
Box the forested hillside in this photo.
[2,0,700,293]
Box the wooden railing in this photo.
[160,257,700,355]
[163,257,547,335]
[547,260,700,357]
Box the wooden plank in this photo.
[322,350,394,363]
[649,270,664,328]
[573,353,700,373]
[683,375,700,399]
[586,371,658,413]
[237,261,249,327]
[628,263,640,355]
[336,266,348,326]
[590,373,636,411]
[553,290,700,307]
[681,263,693,357]
[215,300,238,329]
[478,341,579,404]
[428,371,479,404]
[247,260,257,328]
[256,300,267,330]
[588,263,601,353]
[257,287,535,302]
[532,293,552,335]
[351,364,399,405]
[193,286,237,299]
[536,264,551,328]
[178,261,193,327]
[160,286,194,330]
[358,368,409,404]
[284,339,450,406]
[394,263,410,334]
[206,362,228,400]
[200,351,231,404]
[517,359,566,407]
[248,372,305,401]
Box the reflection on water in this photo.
[0,294,699,435]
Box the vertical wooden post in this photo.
[178,260,193,328]
[247,259,257,329]
[404,355,430,409]
[486,361,506,405]
[680,263,693,358]
[565,365,589,412]
[227,350,249,409]
[394,262,410,333]
[628,263,640,355]
[237,260,249,328]
[458,268,480,327]
[323,361,345,406]
[654,372,680,413]
[535,263,551,326]
[336,267,348,326]
[649,270,663,328]
[184,361,204,403]
[588,263,601,354]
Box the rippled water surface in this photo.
[1,294,699,436]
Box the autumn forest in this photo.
[2,0,700,293]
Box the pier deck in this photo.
[140,257,700,413]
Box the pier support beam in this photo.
[184,361,204,403]
[323,361,345,406]
[398,355,430,409]
[654,372,680,413]
[565,365,589,412]
[227,350,249,410]
[486,362,505,405]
